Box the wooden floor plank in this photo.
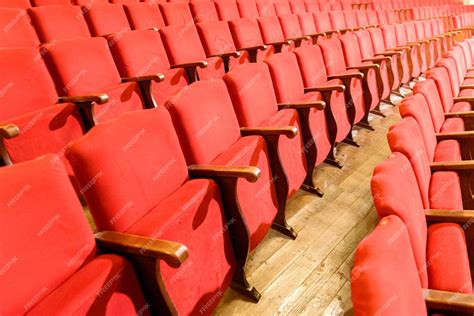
[214,109,400,315]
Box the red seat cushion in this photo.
[433,140,462,162]
[451,101,472,112]
[124,2,165,30]
[429,171,463,211]
[27,254,148,315]
[126,179,235,316]
[427,223,472,293]
[440,118,465,133]
[83,4,131,36]
[351,215,428,315]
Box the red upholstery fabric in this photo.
[124,2,165,30]
[351,215,428,316]
[0,47,84,187]
[159,25,225,80]
[437,57,460,99]
[159,2,193,26]
[72,0,108,4]
[274,0,292,15]
[294,44,351,142]
[28,254,148,315]
[67,107,235,315]
[31,0,71,6]
[318,38,366,124]
[425,67,456,113]
[371,152,429,288]
[429,171,463,211]
[313,11,334,33]
[43,37,144,123]
[228,18,275,62]
[0,156,96,314]
[256,0,276,16]
[289,0,305,13]
[165,80,279,250]
[328,10,346,31]
[0,0,31,8]
[107,30,188,107]
[236,0,259,19]
[83,4,131,37]
[278,14,311,46]
[297,12,318,36]
[413,79,448,132]
[0,8,40,47]
[427,223,472,293]
[433,140,462,162]
[214,0,240,21]
[190,1,219,23]
[258,16,295,52]
[223,62,307,197]
[265,52,331,165]
[29,5,90,43]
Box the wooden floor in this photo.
[214,101,403,316]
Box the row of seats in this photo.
[351,34,474,314]
[1,0,473,314]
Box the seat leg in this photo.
[342,137,360,147]
[370,109,385,117]
[231,268,262,302]
[300,183,324,197]
[272,220,298,239]
[356,121,375,131]
[324,148,343,169]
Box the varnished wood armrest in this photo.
[436,131,474,140]
[267,40,292,46]
[58,93,109,105]
[209,51,241,59]
[392,47,410,52]
[424,289,474,313]
[431,161,474,172]
[404,43,421,47]
[409,40,429,44]
[425,209,474,224]
[287,35,311,42]
[188,165,260,183]
[240,126,298,138]
[171,61,208,69]
[304,85,345,93]
[363,56,391,63]
[278,101,326,110]
[347,64,380,71]
[122,73,165,83]
[95,231,189,268]
[338,28,353,33]
[307,32,326,38]
[0,124,20,139]
[376,51,402,57]
[445,111,474,118]
[460,85,474,90]
[240,45,268,51]
[327,72,364,80]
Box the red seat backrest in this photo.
[124,2,165,30]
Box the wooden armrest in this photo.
[431,161,474,172]
[338,28,353,33]
[307,32,326,38]
[425,209,474,224]
[171,61,208,69]
[347,64,380,71]
[363,56,391,63]
[240,44,268,51]
[267,40,292,46]
[188,165,260,183]
[436,131,474,140]
[424,289,474,313]
[327,72,364,81]
[409,40,429,44]
[460,85,474,90]
[58,93,109,105]
[404,42,421,47]
[304,85,345,93]
[122,73,165,83]
[0,124,20,139]
[426,36,442,41]
[445,111,474,118]
[95,231,188,268]
[454,96,474,103]
[240,126,298,138]
[209,51,241,59]
[287,35,311,42]
[278,101,326,110]
[376,51,402,57]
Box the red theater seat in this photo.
[43,37,146,125]
[159,24,224,81]
[256,0,276,16]
[166,79,293,300]
[278,14,312,46]
[0,8,40,47]
[196,20,250,71]
[31,0,71,6]
[257,16,296,52]
[273,0,292,16]
[387,117,468,210]
[190,0,219,23]
[352,215,428,315]
[67,107,235,315]
[28,5,91,43]
[159,2,193,26]
[123,2,165,30]
[0,156,150,315]
[236,0,259,19]
[228,18,275,62]
[107,29,188,107]
[214,0,240,21]
[223,62,312,196]
[372,152,473,294]
[0,47,84,189]
[83,4,131,36]
[0,0,31,8]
